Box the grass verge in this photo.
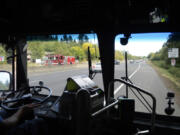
[148,60,180,92]
[1,62,88,75]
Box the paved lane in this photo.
[29,62,137,95]
[29,61,180,116]
[114,61,180,116]
[29,68,89,95]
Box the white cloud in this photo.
[115,40,166,56]
[89,38,98,44]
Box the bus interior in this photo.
[0,0,180,135]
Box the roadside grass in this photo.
[0,64,12,72]
[27,62,88,75]
[148,60,180,92]
[1,62,88,75]
[28,62,43,67]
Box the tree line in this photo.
[28,41,126,62]
[1,34,142,64]
[0,44,12,64]
[148,32,180,67]
[27,34,89,44]
[28,41,100,61]
[28,40,143,63]
[27,34,125,62]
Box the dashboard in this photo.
[34,95,60,119]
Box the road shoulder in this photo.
[148,61,180,107]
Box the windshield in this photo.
[23,32,180,117]
[115,32,180,116]
[27,34,104,96]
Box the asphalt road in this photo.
[29,61,180,116]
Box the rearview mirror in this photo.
[0,71,12,92]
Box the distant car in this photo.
[92,62,102,72]
[129,60,134,63]
[114,60,120,65]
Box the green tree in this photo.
[63,34,68,42]
[73,39,76,43]
[68,35,73,42]
[54,35,58,41]
[70,46,85,60]
[28,42,45,59]
[82,42,97,59]
[0,45,6,63]
[60,38,63,42]
[93,45,99,59]
[166,32,180,66]
[115,51,124,60]
[84,35,89,42]
[82,42,93,51]
[0,45,6,54]
[147,52,155,60]
[78,34,85,44]
[27,40,99,62]
[149,32,180,66]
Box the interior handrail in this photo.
[107,79,156,133]
[91,99,119,117]
[123,77,153,111]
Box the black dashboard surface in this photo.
[33,95,60,119]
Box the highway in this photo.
[29,61,180,116]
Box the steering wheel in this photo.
[1,86,52,111]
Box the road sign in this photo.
[168,48,179,58]
[171,59,176,66]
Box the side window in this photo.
[0,44,12,73]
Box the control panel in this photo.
[34,75,104,121]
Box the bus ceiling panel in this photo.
[0,1,177,21]
[0,23,180,36]
[0,0,180,34]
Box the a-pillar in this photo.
[16,37,29,90]
[97,32,115,103]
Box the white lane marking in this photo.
[114,63,141,95]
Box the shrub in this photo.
[152,60,170,69]
[168,67,180,78]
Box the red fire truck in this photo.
[45,54,75,65]
[65,56,75,64]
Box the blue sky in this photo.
[58,32,171,57]
[116,33,170,42]
[115,33,170,56]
